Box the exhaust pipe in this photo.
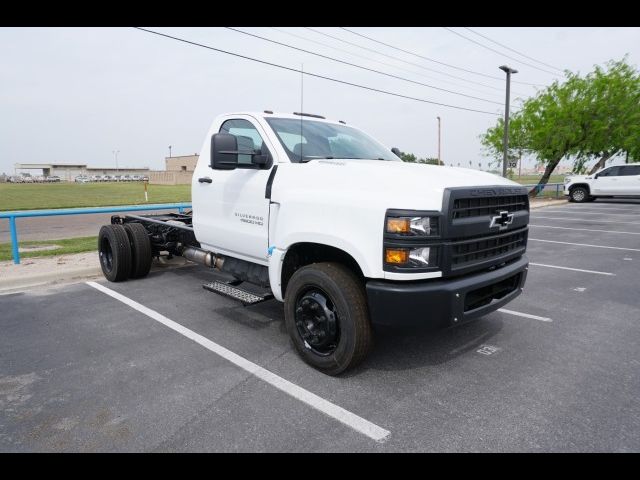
[181,246,224,269]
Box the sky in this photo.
[1,26,639,176]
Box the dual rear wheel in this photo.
[98,223,152,282]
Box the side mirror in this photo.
[251,143,272,168]
[594,174,599,179]
[211,133,239,170]
[391,147,401,156]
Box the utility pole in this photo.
[499,65,518,178]
[436,116,441,165]
[112,150,120,173]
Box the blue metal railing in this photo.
[0,203,192,265]
[522,182,565,198]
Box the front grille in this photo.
[452,195,528,219]
[451,228,527,268]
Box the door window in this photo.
[598,166,621,177]
[618,165,640,176]
[219,119,265,166]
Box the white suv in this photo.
[564,163,640,202]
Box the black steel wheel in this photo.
[98,224,132,282]
[284,262,373,375]
[294,287,340,356]
[124,222,152,279]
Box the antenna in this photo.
[300,63,304,161]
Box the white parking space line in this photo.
[530,224,640,235]
[497,308,553,322]
[529,262,615,276]
[537,209,640,217]
[533,216,640,225]
[529,238,640,252]
[86,281,390,443]
[561,205,640,212]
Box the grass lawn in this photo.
[512,174,565,185]
[0,183,191,211]
[0,236,97,262]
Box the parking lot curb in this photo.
[0,265,103,294]
[0,253,195,294]
[530,199,568,209]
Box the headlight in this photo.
[384,210,441,272]
[385,247,435,268]
[385,216,438,236]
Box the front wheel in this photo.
[570,186,589,203]
[284,262,373,375]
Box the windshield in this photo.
[265,117,401,163]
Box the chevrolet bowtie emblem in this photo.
[490,210,514,230]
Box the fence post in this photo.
[9,216,20,265]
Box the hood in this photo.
[274,159,522,211]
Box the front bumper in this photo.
[366,255,528,327]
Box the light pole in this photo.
[436,116,441,165]
[112,150,120,173]
[168,145,172,158]
[499,65,517,178]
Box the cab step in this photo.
[203,280,273,306]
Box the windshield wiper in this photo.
[300,156,334,163]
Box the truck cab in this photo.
[100,111,530,375]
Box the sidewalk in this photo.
[0,252,191,294]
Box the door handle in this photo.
[198,177,212,184]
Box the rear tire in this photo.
[98,225,132,282]
[124,223,153,279]
[284,262,373,375]
[570,186,589,203]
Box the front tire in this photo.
[284,262,373,375]
[570,186,589,203]
[98,225,132,282]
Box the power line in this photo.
[443,27,562,77]
[341,27,509,82]
[133,28,500,116]
[269,27,513,99]
[463,27,564,73]
[305,27,537,92]
[226,27,504,106]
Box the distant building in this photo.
[166,154,198,172]
[149,154,199,185]
[14,163,149,181]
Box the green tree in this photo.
[481,58,640,196]
[422,157,442,165]
[575,59,640,173]
[399,152,418,163]
[399,152,442,165]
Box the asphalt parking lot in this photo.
[2,198,639,452]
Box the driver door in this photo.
[193,117,275,264]
[591,166,621,195]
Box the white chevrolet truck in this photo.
[98,111,530,375]
[564,163,640,202]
